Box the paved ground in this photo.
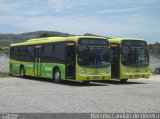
[0,75,160,113]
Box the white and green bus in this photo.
[109,38,150,82]
[9,36,111,83]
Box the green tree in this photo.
[38,33,54,38]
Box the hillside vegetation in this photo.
[0,31,72,47]
[0,31,103,50]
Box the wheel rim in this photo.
[55,71,60,81]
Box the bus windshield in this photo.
[78,38,110,68]
[121,40,149,67]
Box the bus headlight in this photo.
[106,67,111,74]
[78,67,86,74]
[122,66,129,73]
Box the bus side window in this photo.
[27,46,34,61]
[14,47,19,54]
[10,47,14,59]
[43,44,53,57]
[27,46,34,56]
[20,47,26,54]
[42,44,53,62]
[13,47,19,60]
[53,43,65,62]
[19,47,25,60]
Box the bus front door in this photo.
[110,43,120,78]
[66,43,76,80]
[34,46,42,76]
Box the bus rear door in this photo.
[34,45,42,76]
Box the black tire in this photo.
[120,79,128,83]
[53,68,61,83]
[20,66,25,77]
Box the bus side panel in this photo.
[10,59,21,76]
[10,59,35,76]
[10,58,66,79]
[23,62,34,76]
[58,64,66,80]
[40,63,66,80]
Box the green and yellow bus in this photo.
[108,38,150,82]
[9,36,111,83]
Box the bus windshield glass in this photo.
[78,38,110,68]
[121,40,149,67]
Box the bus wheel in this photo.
[54,68,61,83]
[120,79,128,83]
[20,66,25,77]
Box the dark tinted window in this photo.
[43,44,53,57]
[27,46,34,56]
[10,47,14,53]
[20,47,26,54]
[122,40,147,47]
[78,38,108,46]
[14,47,20,54]
[54,44,65,60]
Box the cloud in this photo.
[99,7,145,14]
[0,13,158,36]
[0,0,158,15]
[0,0,159,43]
[0,0,43,16]
[47,0,75,13]
[120,0,159,4]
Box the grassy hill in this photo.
[0,31,72,47]
[0,31,104,48]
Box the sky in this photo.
[0,0,160,43]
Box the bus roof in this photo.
[10,36,108,46]
[108,38,144,44]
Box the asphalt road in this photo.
[0,75,160,113]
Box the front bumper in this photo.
[76,73,111,81]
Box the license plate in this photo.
[93,76,99,80]
[135,75,140,78]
